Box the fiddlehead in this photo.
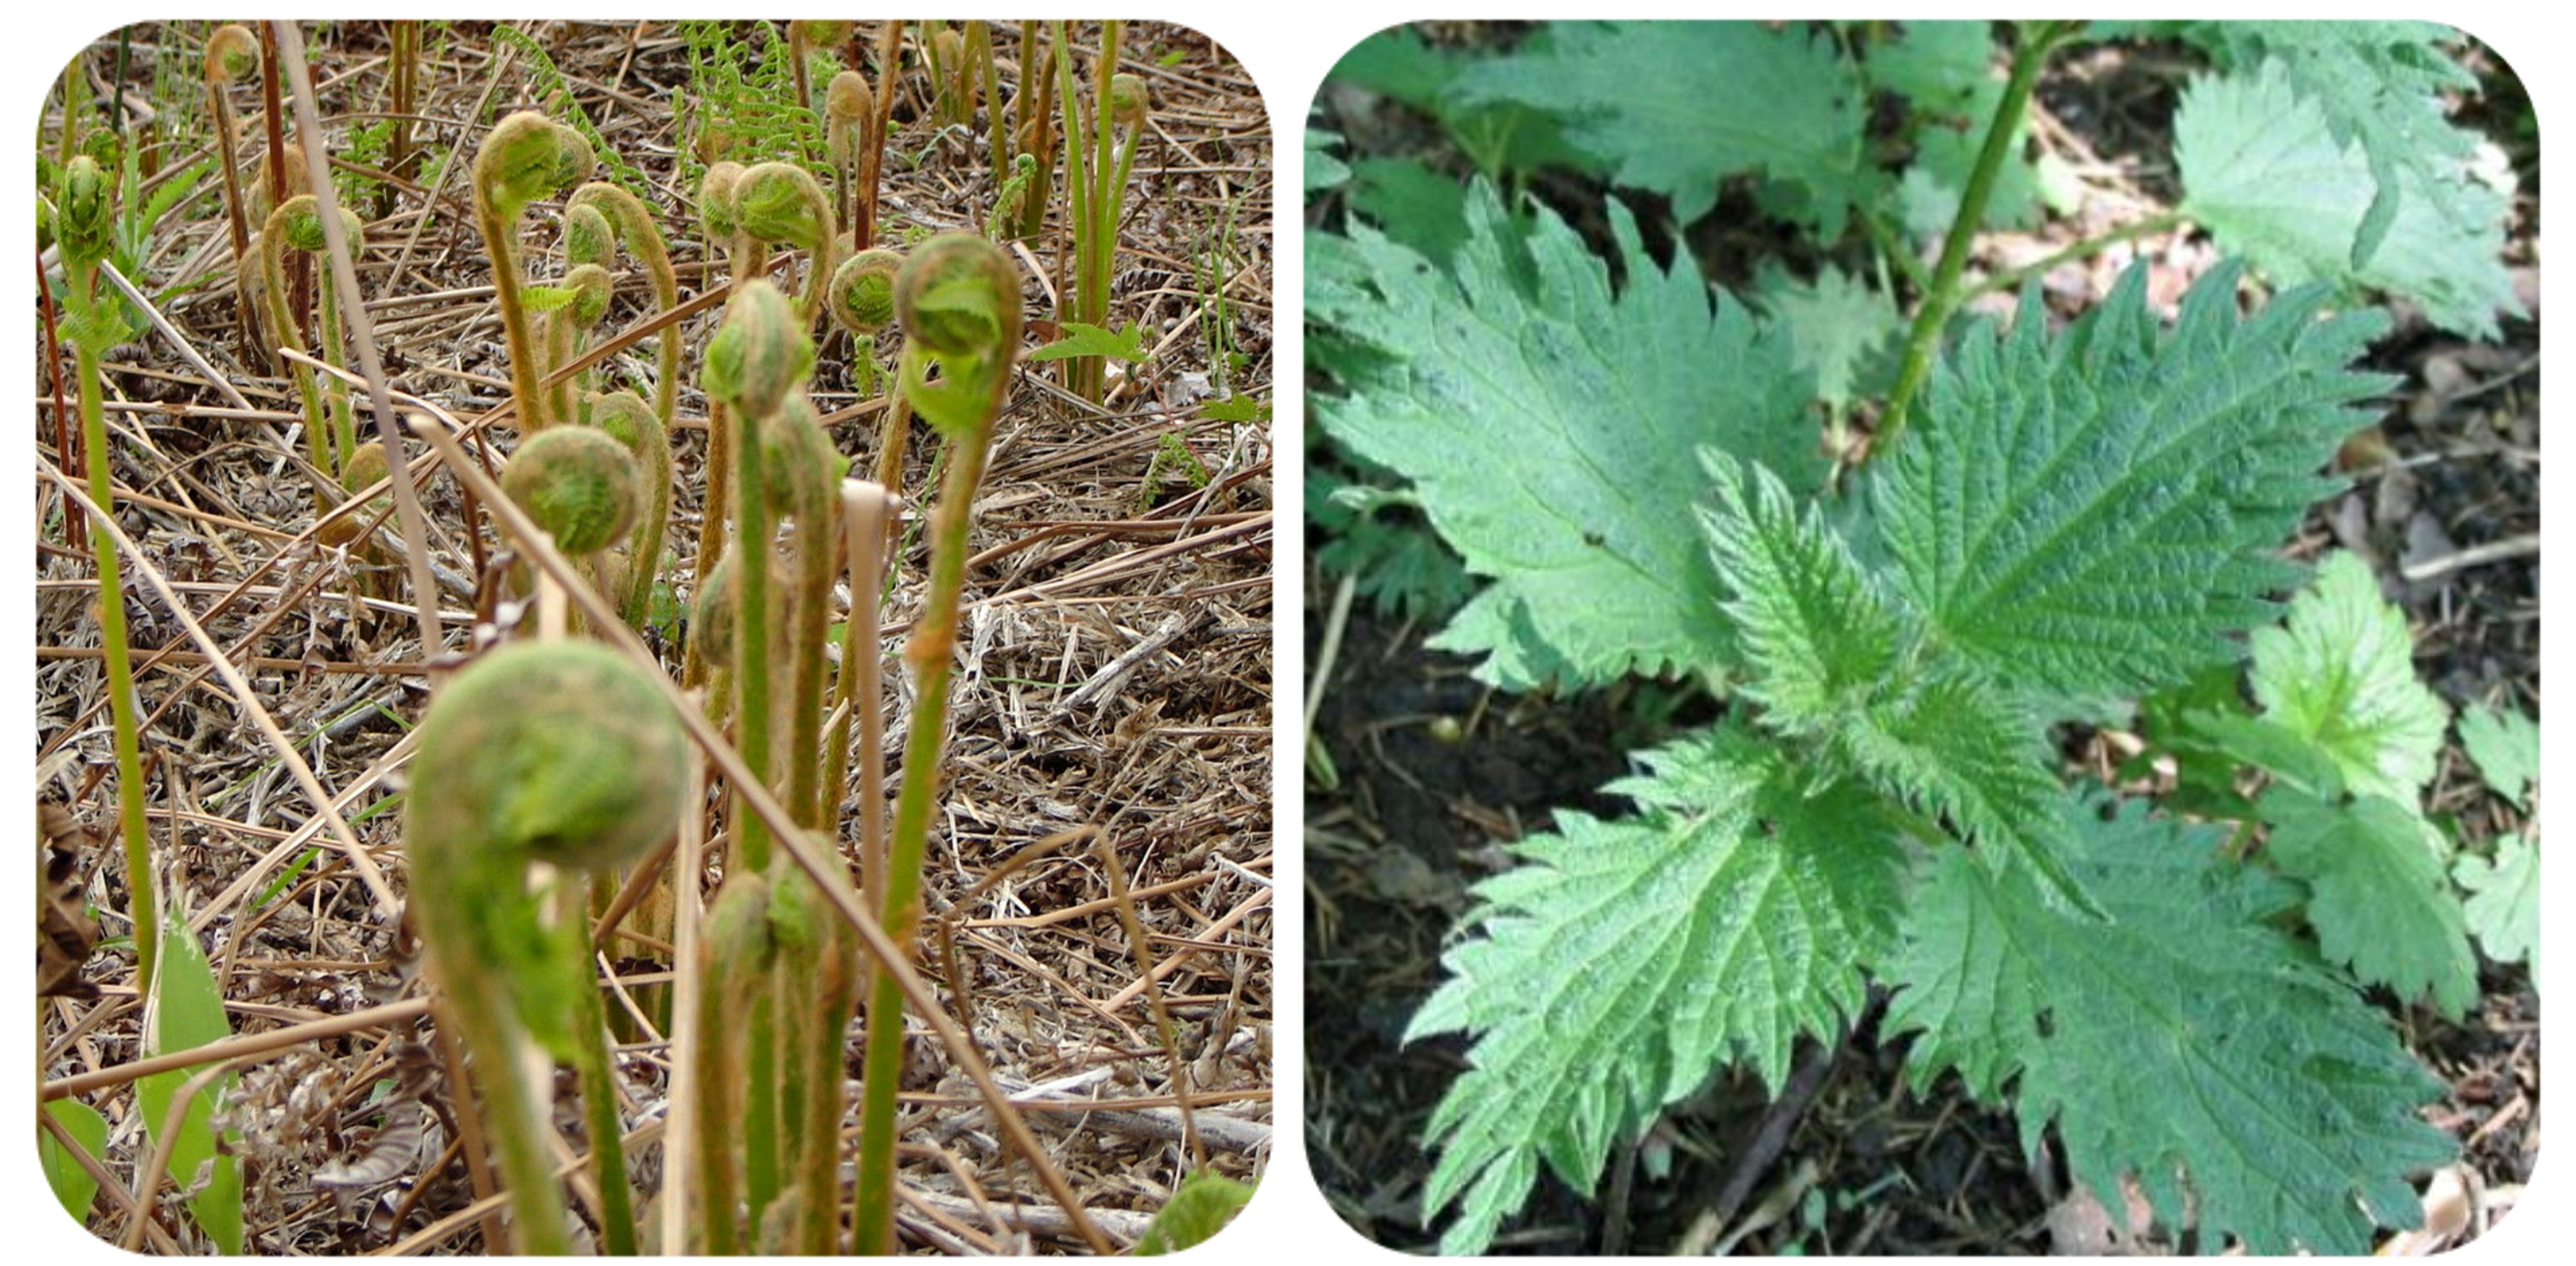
[472,111,592,433]
[404,639,687,1255]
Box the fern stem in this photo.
[1877,20,2077,453]
[67,268,159,991]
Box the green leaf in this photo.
[1873,263,2392,700]
[2176,58,2519,340]
[1310,470,1472,622]
[41,1099,110,1223]
[2455,702,2538,808]
[1024,319,1148,364]
[2248,552,2447,801]
[1749,264,1904,411]
[1699,452,1902,736]
[1197,393,1269,423]
[138,920,245,1254]
[1304,128,1352,192]
[2262,786,2477,1018]
[1131,1171,1256,1254]
[1346,157,1473,266]
[1409,729,1905,1254]
[1328,26,1598,180]
[1890,797,2455,1255]
[1314,182,1814,687]
[1868,21,2000,115]
[1450,22,1875,233]
[2455,833,2538,986]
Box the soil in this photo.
[35,19,1273,1255]
[1304,22,2538,1256]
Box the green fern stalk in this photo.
[472,111,593,433]
[852,233,1023,1254]
[52,157,158,989]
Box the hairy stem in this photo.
[1876,20,2076,453]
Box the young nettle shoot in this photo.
[404,639,688,1255]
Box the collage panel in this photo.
[1305,19,2537,1257]
[33,18,1270,1255]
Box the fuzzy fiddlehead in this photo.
[733,162,838,329]
[472,111,592,433]
[827,247,901,338]
[830,248,902,399]
[405,640,688,1255]
[501,425,641,558]
[561,201,613,269]
[824,69,876,242]
[317,439,391,551]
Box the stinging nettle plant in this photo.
[1309,18,2527,1257]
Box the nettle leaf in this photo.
[2179,21,2501,277]
[1330,25,1599,180]
[2455,834,2538,986]
[1702,454,2088,909]
[1304,128,1352,192]
[1346,157,1473,267]
[1891,797,2454,1255]
[2176,58,2519,341]
[1315,182,1813,687]
[1408,729,1905,1255]
[2456,702,2538,808]
[1698,452,1902,735]
[2262,786,2478,1018]
[1874,263,2392,701]
[1450,21,1875,233]
[1749,264,1904,411]
[2250,552,2448,801]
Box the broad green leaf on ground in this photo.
[1024,320,1148,364]
[1313,182,1814,687]
[1449,21,1875,233]
[2262,786,2477,1018]
[1346,157,1474,266]
[2248,552,2447,801]
[1130,1172,1256,1254]
[1749,264,1905,411]
[42,1099,111,1221]
[1872,264,2392,701]
[139,920,245,1254]
[1890,797,2454,1255]
[1408,729,1905,1255]
[1305,128,1352,192]
[2175,59,2519,340]
[2456,833,2538,987]
[2456,702,2538,808]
